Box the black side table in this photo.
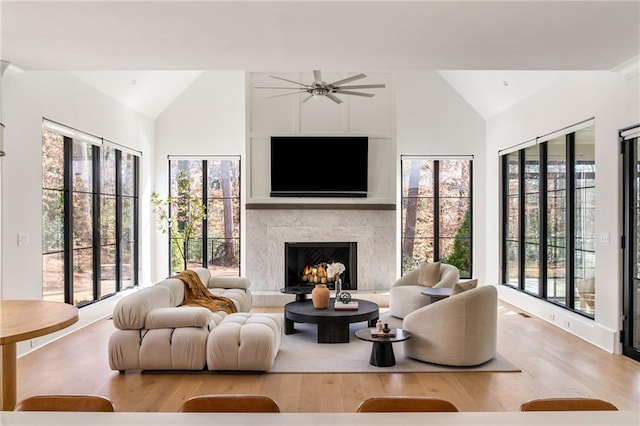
[354,327,411,367]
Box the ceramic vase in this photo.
[311,283,330,309]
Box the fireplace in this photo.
[285,242,357,290]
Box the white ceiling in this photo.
[2,1,639,119]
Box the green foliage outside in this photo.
[151,171,206,272]
[443,208,471,276]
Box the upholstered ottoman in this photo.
[206,313,282,371]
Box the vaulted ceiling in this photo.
[2,1,639,119]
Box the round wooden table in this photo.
[0,300,79,410]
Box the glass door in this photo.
[622,126,640,362]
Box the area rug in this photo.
[270,312,520,373]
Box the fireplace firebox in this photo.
[285,242,357,290]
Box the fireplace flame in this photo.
[301,262,340,284]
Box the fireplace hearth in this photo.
[285,242,357,290]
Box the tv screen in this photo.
[270,136,368,197]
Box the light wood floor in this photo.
[15,301,640,413]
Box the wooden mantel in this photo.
[245,203,396,210]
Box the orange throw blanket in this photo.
[174,270,238,314]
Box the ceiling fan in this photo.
[255,70,385,104]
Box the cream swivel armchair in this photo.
[402,285,497,367]
[389,262,460,319]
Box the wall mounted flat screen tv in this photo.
[270,136,368,197]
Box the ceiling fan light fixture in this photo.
[256,70,385,105]
[311,87,328,97]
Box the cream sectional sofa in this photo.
[108,267,282,372]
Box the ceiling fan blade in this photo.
[334,90,375,98]
[328,73,367,87]
[254,86,308,90]
[326,93,343,104]
[267,91,307,99]
[336,84,386,90]
[313,70,324,86]
[302,94,313,103]
[269,75,309,87]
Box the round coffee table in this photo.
[354,327,411,367]
[284,298,379,343]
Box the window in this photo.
[622,124,640,362]
[42,121,139,306]
[167,157,240,276]
[500,122,595,317]
[400,157,473,278]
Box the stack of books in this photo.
[334,301,359,311]
[371,329,397,338]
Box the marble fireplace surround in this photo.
[245,206,397,294]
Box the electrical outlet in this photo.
[600,232,610,243]
[17,232,29,246]
[30,339,38,348]
[549,313,555,321]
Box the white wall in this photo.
[153,71,246,280]
[2,71,155,354]
[395,70,486,281]
[485,71,640,353]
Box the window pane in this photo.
[121,152,136,196]
[575,252,596,314]
[42,130,64,189]
[72,140,93,192]
[101,146,116,195]
[574,126,595,315]
[73,247,94,306]
[401,160,434,197]
[72,193,93,249]
[43,252,65,303]
[169,160,204,274]
[505,240,519,286]
[100,245,116,298]
[547,245,566,302]
[523,146,540,294]
[439,160,470,198]
[121,197,136,288]
[121,241,135,288]
[207,159,241,276]
[546,135,567,303]
[505,152,520,286]
[42,189,64,253]
[100,193,117,298]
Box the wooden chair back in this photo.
[357,396,459,412]
[15,395,115,412]
[520,397,618,411]
[179,394,280,413]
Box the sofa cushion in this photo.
[206,313,283,371]
[209,276,250,289]
[418,262,441,287]
[113,285,173,330]
[145,307,213,329]
[154,278,186,306]
[451,279,478,295]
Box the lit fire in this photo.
[301,262,340,284]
